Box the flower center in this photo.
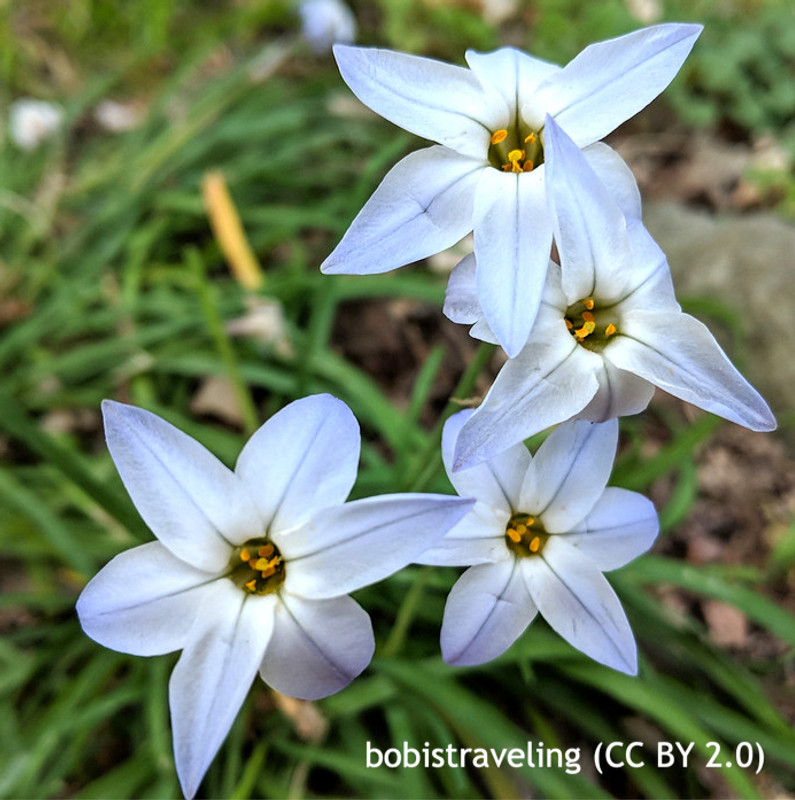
[504,512,549,558]
[228,538,285,595]
[564,297,619,353]
[489,126,543,173]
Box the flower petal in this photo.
[281,494,474,598]
[582,142,642,221]
[524,538,637,674]
[474,169,552,356]
[333,44,499,157]
[321,147,483,276]
[102,400,255,572]
[170,580,276,799]
[443,254,480,324]
[534,23,702,147]
[616,220,679,310]
[608,310,777,431]
[468,317,500,344]
[465,47,561,127]
[76,542,218,656]
[235,394,359,535]
[442,409,530,511]
[453,318,599,470]
[564,487,659,571]
[260,591,374,700]
[443,255,501,343]
[544,116,633,304]
[576,358,654,422]
[415,501,508,567]
[520,419,618,532]
[441,559,537,666]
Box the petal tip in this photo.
[319,254,343,275]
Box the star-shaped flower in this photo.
[77,395,472,798]
[450,116,776,470]
[321,24,701,356]
[419,412,658,673]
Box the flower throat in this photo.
[489,125,544,173]
[504,512,549,558]
[564,297,619,353]
[228,538,285,595]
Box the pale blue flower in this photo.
[451,117,776,470]
[322,24,701,357]
[299,0,356,54]
[77,395,472,798]
[420,413,658,673]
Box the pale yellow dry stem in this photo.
[201,170,264,291]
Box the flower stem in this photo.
[379,566,433,658]
[404,341,494,492]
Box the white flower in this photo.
[419,412,658,673]
[9,98,63,150]
[77,395,472,799]
[321,24,701,356]
[451,116,776,470]
[299,0,356,54]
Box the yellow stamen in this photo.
[524,133,536,144]
[245,578,257,592]
[565,319,573,330]
[575,321,596,339]
[529,536,541,553]
[527,517,535,527]
[584,298,595,310]
[260,565,275,579]
[522,161,534,172]
[515,523,527,535]
[240,547,251,562]
[248,558,258,568]
[582,310,595,323]
[491,129,508,145]
[258,544,274,558]
[506,528,522,543]
[605,323,617,337]
[507,149,525,173]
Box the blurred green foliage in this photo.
[1,0,794,798]
[664,0,795,133]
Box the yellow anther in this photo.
[527,517,535,527]
[491,129,508,145]
[575,321,596,339]
[515,523,527,535]
[248,558,258,568]
[258,544,274,558]
[254,557,269,570]
[245,578,257,592]
[260,565,275,579]
[529,536,541,553]
[240,548,251,562]
[565,319,573,330]
[506,528,522,543]
[524,133,536,143]
[582,311,595,323]
[605,323,617,337]
[522,161,534,172]
[507,149,525,173]
[584,298,595,310]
